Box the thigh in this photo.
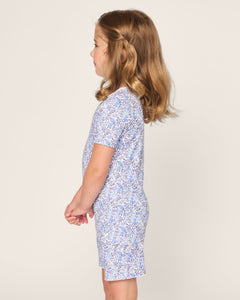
[108,277,138,300]
[102,269,112,294]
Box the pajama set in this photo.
[82,86,149,281]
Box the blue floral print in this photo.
[82,86,149,281]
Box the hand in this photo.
[64,188,94,226]
[71,206,94,225]
[64,205,87,226]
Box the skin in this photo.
[64,24,138,300]
[90,24,110,79]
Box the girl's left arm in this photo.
[71,143,115,215]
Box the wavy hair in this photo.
[95,9,179,124]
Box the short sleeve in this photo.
[93,97,130,148]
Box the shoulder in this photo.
[101,87,140,112]
[95,87,143,124]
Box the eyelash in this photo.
[94,43,98,48]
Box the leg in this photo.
[108,277,138,300]
[102,268,113,300]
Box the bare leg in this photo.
[108,277,138,300]
[102,268,113,300]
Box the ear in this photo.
[121,49,127,63]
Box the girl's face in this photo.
[90,25,109,79]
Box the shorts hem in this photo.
[99,264,147,281]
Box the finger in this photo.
[88,209,94,218]
[65,208,72,218]
[76,218,82,226]
[72,218,80,225]
[88,212,94,218]
[70,216,80,226]
[83,214,88,224]
[67,216,77,222]
[67,215,78,223]
[71,209,82,217]
[80,215,85,224]
[76,215,83,225]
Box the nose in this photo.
[90,49,94,57]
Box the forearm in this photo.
[78,166,107,212]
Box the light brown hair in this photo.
[95,9,179,124]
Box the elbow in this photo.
[85,166,108,181]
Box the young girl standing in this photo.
[64,9,177,300]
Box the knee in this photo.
[108,281,126,300]
[103,280,112,298]
[108,278,138,300]
[108,282,121,299]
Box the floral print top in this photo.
[81,86,149,281]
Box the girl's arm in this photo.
[71,143,115,215]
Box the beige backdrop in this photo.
[1,0,239,299]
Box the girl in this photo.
[64,9,178,300]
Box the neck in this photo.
[119,82,127,88]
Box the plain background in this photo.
[1,0,239,299]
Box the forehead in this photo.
[94,25,108,43]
